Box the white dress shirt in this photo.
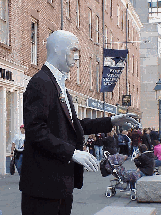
[45,61,72,119]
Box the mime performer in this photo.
[20,30,139,215]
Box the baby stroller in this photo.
[100,151,138,201]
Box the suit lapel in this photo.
[42,65,76,132]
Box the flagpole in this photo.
[102,0,105,117]
[126,3,128,95]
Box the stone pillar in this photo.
[0,87,6,175]
[86,108,92,118]
[92,109,97,119]
[12,90,20,136]
[19,91,23,126]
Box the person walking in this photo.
[152,140,161,167]
[94,133,104,162]
[122,130,131,156]
[142,128,152,151]
[118,130,126,155]
[130,126,142,155]
[11,125,25,175]
[20,30,139,215]
[103,131,118,155]
[86,135,95,155]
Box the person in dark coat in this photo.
[150,127,159,142]
[103,131,118,155]
[134,144,155,176]
[86,134,95,155]
[20,30,140,215]
[142,128,152,151]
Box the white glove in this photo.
[111,113,139,128]
[72,150,99,172]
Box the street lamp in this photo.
[154,79,161,139]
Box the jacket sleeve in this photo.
[80,117,113,135]
[134,156,142,168]
[23,75,75,163]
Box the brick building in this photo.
[0,0,142,175]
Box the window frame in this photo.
[76,0,80,28]
[66,0,70,18]
[0,0,9,45]
[31,18,38,65]
[88,8,92,39]
[96,15,99,44]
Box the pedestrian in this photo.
[94,133,104,162]
[142,128,152,151]
[11,125,25,176]
[152,140,161,167]
[130,126,142,155]
[150,127,159,142]
[134,144,155,177]
[86,134,95,155]
[118,129,126,155]
[128,143,155,192]
[122,130,131,156]
[103,131,118,155]
[19,30,139,215]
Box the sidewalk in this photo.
[0,158,161,215]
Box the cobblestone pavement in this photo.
[0,158,161,215]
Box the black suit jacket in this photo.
[19,65,113,199]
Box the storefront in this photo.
[0,59,29,175]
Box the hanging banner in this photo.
[100,48,128,92]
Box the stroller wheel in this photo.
[105,190,112,198]
[131,194,136,200]
[131,189,136,201]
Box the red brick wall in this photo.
[0,0,141,112]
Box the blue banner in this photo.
[100,49,128,92]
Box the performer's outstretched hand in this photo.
[72,150,99,172]
[111,113,139,128]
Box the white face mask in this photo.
[46,30,79,73]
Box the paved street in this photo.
[0,158,161,215]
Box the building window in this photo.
[117,5,120,27]
[121,10,124,30]
[110,0,113,17]
[132,54,135,74]
[105,0,108,11]
[76,0,80,28]
[0,0,9,45]
[88,8,92,39]
[96,15,99,43]
[89,58,93,89]
[105,25,108,48]
[66,0,70,18]
[133,85,135,106]
[137,59,139,77]
[137,87,139,108]
[96,62,100,92]
[128,20,130,40]
[31,19,38,65]
[127,52,129,70]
